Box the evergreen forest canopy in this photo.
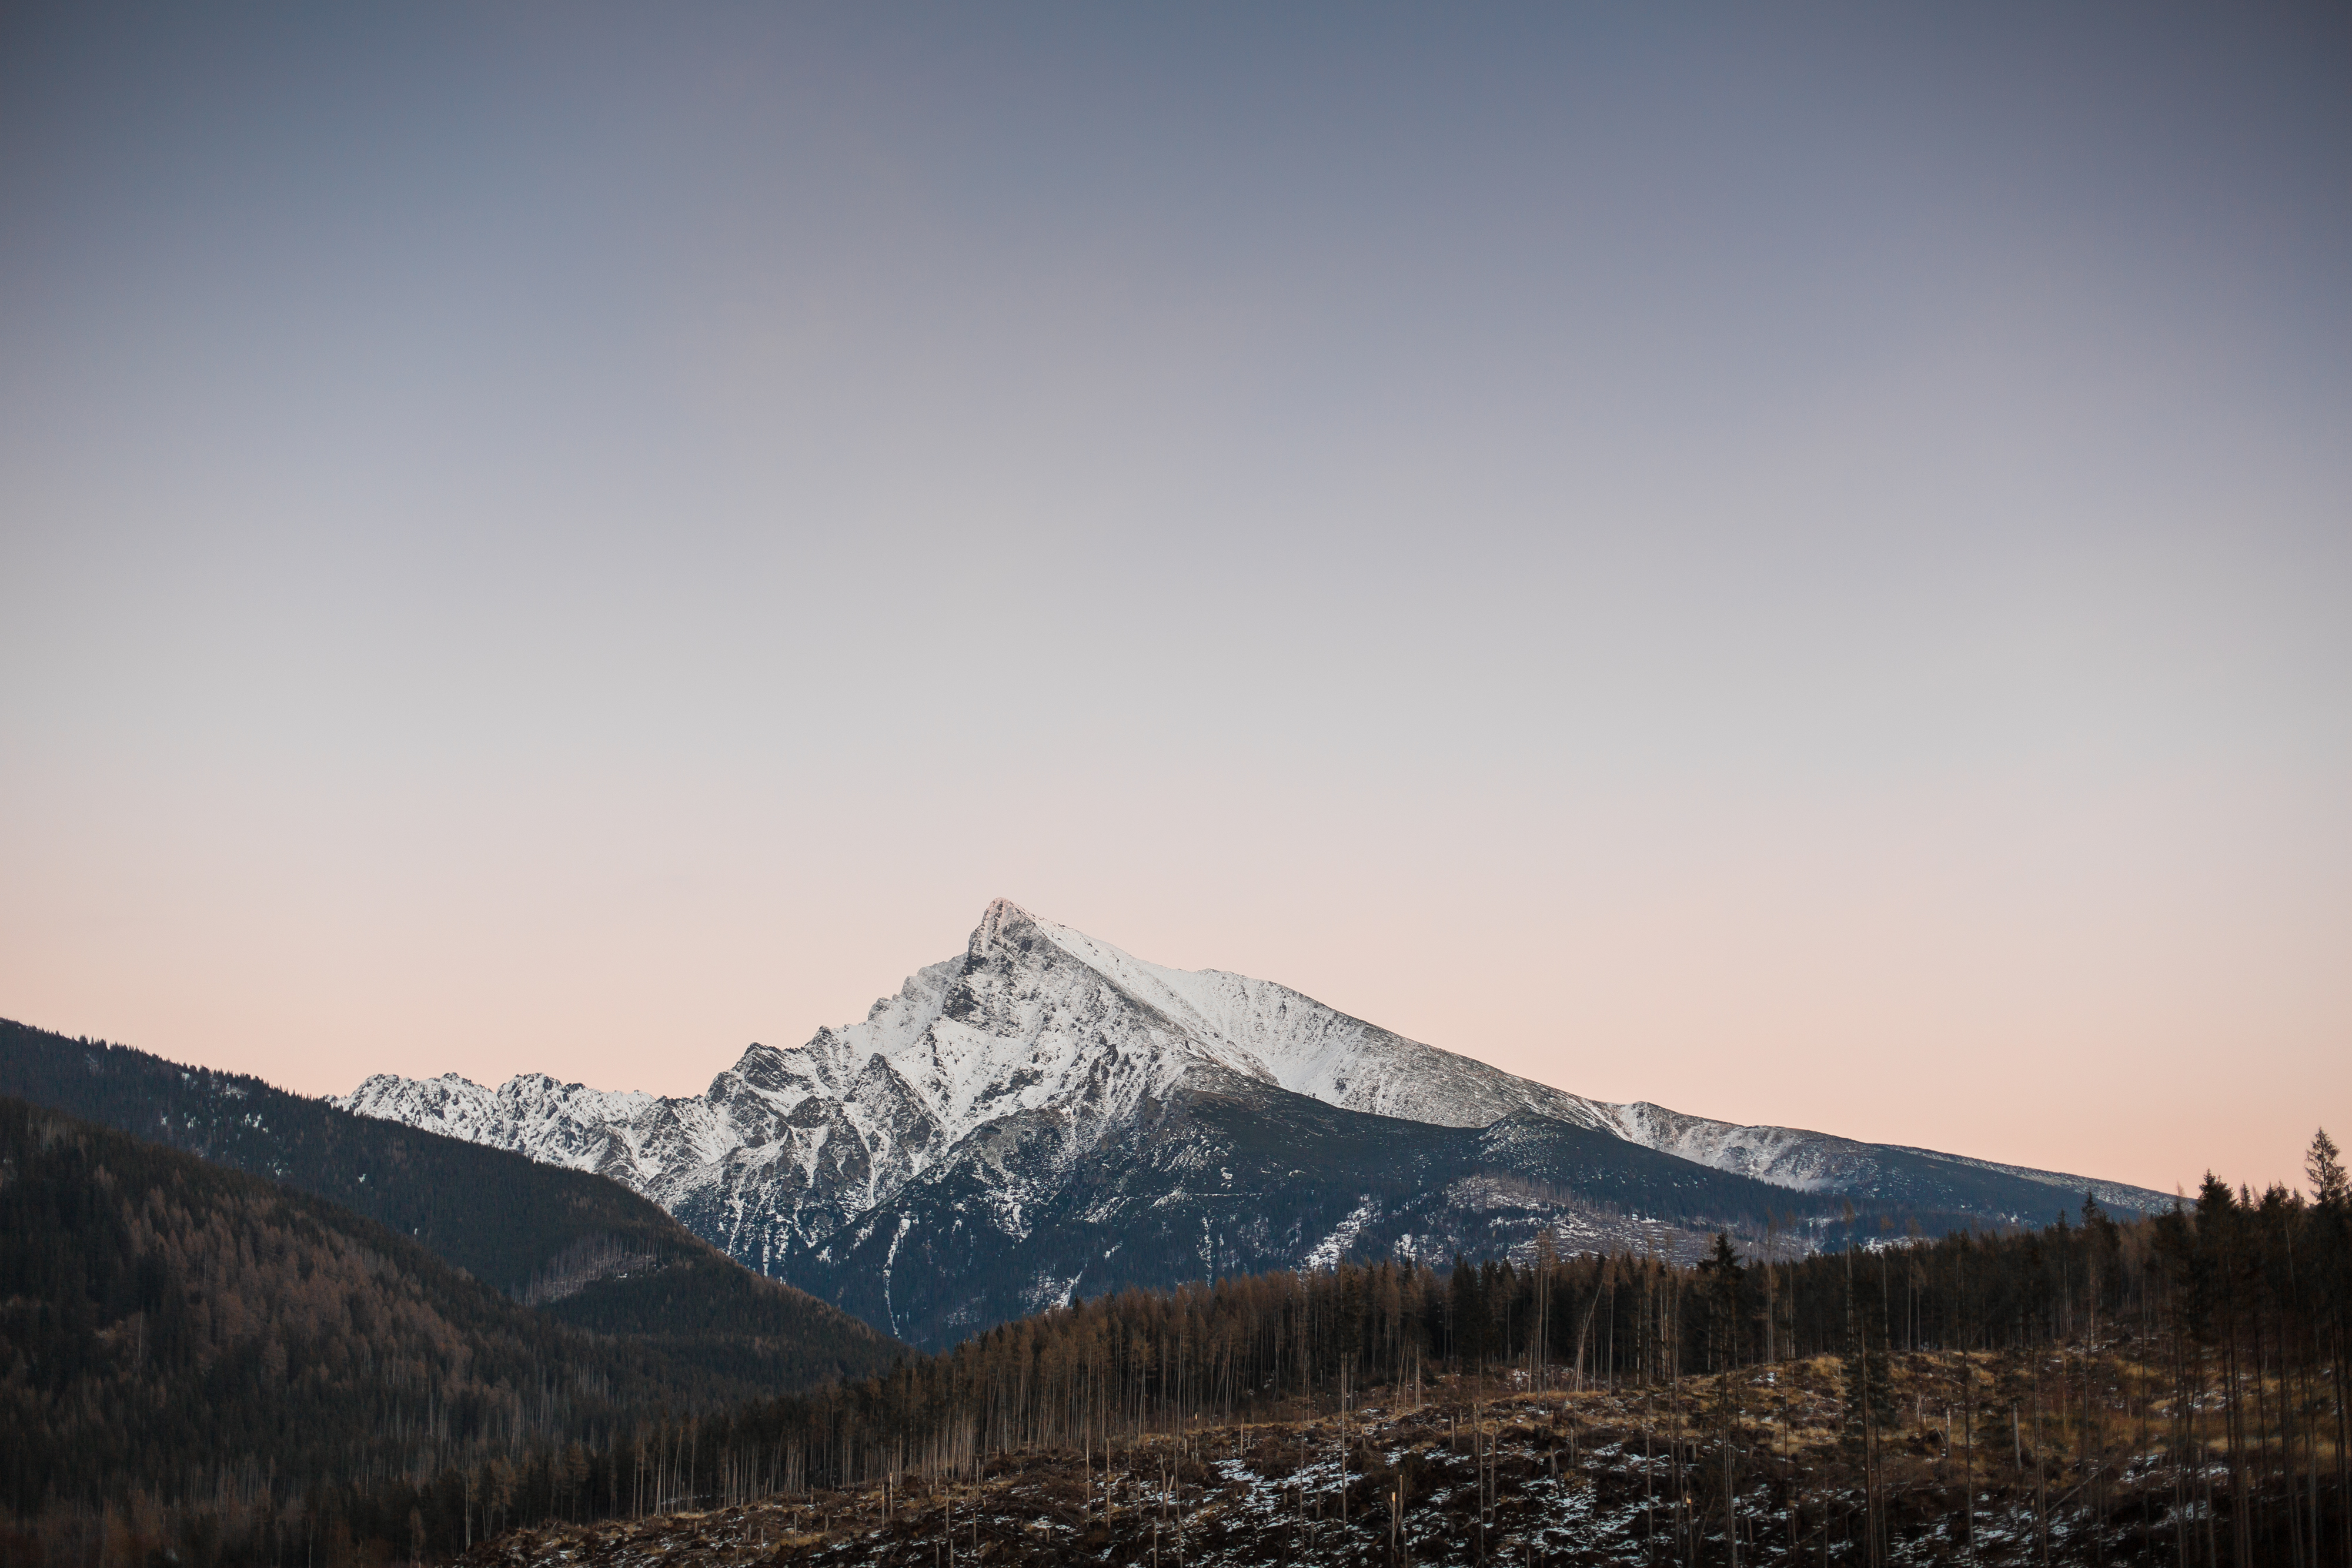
[0,1019,697,1296]
[0,1019,897,1389]
[0,1096,897,1551]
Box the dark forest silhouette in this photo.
[5,1088,2346,1566]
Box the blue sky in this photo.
[4,4,2346,1191]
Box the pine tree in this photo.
[2307,1128,2347,1209]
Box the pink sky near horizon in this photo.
[2,6,2346,1202]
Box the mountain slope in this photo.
[794,1084,1806,1346]
[1601,1099,2167,1215]
[335,901,2167,1348]
[0,1094,794,1515]
[0,1017,902,1388]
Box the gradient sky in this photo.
[4,5,2346,1197]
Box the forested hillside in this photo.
[0,1019,679,1294]
[0,1105,903,1568]
[0,1018,898,1389]
[406,1134,2352,1564]
[0,1098,789,1520]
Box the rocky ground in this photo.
[457,1350,2286,1566]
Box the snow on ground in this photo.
[456,1354,2188,1568]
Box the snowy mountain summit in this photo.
[340,899,2165,1348]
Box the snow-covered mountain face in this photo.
[339,899,2167,1348]
[341,901,1623,1248]
[1596,1101,2166,1217]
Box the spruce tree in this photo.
[2307,1128,2347,1208]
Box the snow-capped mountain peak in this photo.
[338,898,1626,1265]
[337,899,2170,1346]
[939,898,1621,1131]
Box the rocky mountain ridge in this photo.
[340,900,2167,1346]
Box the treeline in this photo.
[617,1138,2346,1456]
[328,1132,2338,1562]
